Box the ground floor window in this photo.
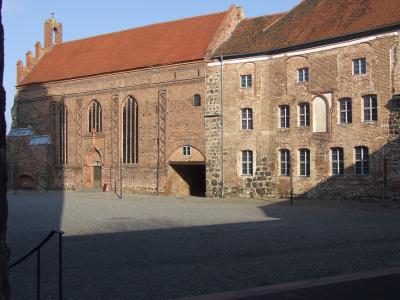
[242,150,253,176]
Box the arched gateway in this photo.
[166,146,206,197]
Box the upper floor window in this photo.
[183,145,191,156]
[298,68,309,82]
[122,96,138,164]
[241,108,253,130]
[299,148,310,177]
[240,74,252,88]
[242,150,253,176]
[363,95,377,122]
[339,98,352,124]
[279,105,290,128]
[88,100,102,133]
[59,105,68,165]
[193,94,201,107]
[280,149,290,176]
[331,148,344,175]
[354,146,369,175]
[299,103,310,127]
[353,58,366,75]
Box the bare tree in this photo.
[0,1,11,299]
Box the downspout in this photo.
[220,55,225,197]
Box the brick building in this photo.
[9,0,400,200]
[8,7,243,195]
[205,0,400,200]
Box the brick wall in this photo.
[206,34,400,200]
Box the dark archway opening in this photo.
[17,175,35,190]
[171,163,206,197]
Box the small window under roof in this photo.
[8,128,33,137]
[28,136,52,145]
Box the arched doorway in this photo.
[85,148,102,189]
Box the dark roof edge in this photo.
[215,23,400,60]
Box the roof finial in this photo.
[51,12,55,22]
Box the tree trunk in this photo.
[0,1,11,299]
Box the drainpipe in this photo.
[220,55,225,197]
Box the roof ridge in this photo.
[262,0,307,32]
[245,12,286,22]
[58,10,228,46]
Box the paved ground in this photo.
[6,191,400,299]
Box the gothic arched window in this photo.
[88,100,102,133]
[59,104,68,164]
[122,96,138,164]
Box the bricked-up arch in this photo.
[122,96,138,164]
[312,96,328,132]
[59,104,68,164]
[88,100,102,133]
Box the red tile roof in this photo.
[216,0,400,57]
[20,11,228,85]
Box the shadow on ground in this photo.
[7,192,400,300]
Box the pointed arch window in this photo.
[122,96,138,164]
[88,100,102,133]
[59,104,68,164]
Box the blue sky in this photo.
[2,0,300,132]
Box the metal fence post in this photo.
[37,248,41,300]
[59,231,64,300]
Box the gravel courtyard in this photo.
[6,191,400,299]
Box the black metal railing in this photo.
[9,230,64,300]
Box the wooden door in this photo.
[93,166,102,188]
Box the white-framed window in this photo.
[240,74,252,88]
[331,148,344,176]
[279,105,290,128]
[280,149,290,176]
[363,95,377,122]
[299,148,310,177]
[354,146,369,175]
[353,58,366,75]
[183,145,191,156]
[193,94,201,106]
[298,68,309,82]
[242,150,253,176]
[299,103,310,127]
[241,108,253,130]
[339,98,352,124]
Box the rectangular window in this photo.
[298,68,309,82]
[280,149,290,176]
[242,150,253,175]
[331,148,344,175]
[299,149,310,177]
[280,105,290,128]
[299,103,310,127]
[183,145,191,156]
[240,75,252,88]
[363,95,377,122]
[241,108,253,130]
[353,58,367,75]
[355,146,369,175]
[339,98,352,124]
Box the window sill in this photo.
[362,120,377,124]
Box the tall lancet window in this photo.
[122,96,138,164]
[59,104,68,164]
[88,100,102,133]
